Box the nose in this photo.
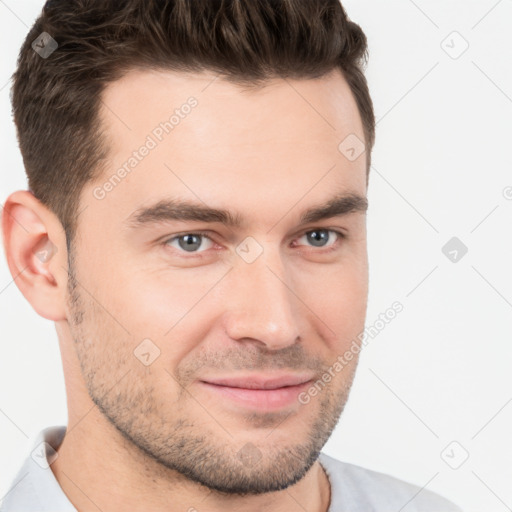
[222,249,301,351]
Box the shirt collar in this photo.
[1,425,76,512]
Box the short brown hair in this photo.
[11,0,375,248]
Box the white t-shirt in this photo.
[0,426,463,511]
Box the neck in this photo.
[50,406,331,512]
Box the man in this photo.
[0,1,462,511]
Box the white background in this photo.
[1,1,511,511]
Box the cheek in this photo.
[297,257,368,344]
[106,266,225,359]
[306,252,368,301]
[130,265,224,316]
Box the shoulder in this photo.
[318,452,463,512]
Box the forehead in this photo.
[81,67,367,230]
[102,66,362,128]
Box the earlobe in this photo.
[1,190,69,322]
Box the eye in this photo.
[163,232,215,254]
[293,228,345,251]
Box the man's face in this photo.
[66,67,368,494]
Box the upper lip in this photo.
[200,373,315,390]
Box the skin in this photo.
[1,67,369,512]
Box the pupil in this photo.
[308,230,328,247]
[179,234,201,252]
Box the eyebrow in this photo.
[124,192,368,230]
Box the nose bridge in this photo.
[223,245,300,349]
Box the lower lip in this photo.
[199,380,313,411]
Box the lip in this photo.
[198,373,315,412]
[200,373,316,390]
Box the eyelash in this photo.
[161,228,346,258]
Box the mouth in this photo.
[198,373,315,411]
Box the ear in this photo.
[1,190,69,321]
